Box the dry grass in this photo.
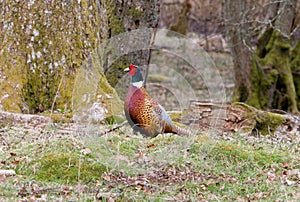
[0,121,299,201]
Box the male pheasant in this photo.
[124,64,190,137]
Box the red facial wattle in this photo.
[129,64,137,76]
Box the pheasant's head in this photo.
[124,64,144,86]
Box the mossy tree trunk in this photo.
[1,0,160,114]
[100,0,160,88]
[224,0,299,114]
[291,39,300,110]
[1,0,102,113]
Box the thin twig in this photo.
[99,121,128,136]
[144,28,157,88]
[51,73,64,116]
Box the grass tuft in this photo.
[24,153,108,185]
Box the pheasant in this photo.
[124,64,190,137]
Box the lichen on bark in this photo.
[101,0,160,87]
[251,30,298,113]
[1,0,102,113]
[291,39,300,109]
[169,0,191,35]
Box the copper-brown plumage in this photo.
[124,64,190,137]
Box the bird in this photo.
[124,64,191,137]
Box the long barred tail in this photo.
[171,124,192,136]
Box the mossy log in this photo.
[185,101,288,136]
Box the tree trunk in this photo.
[223,0,252,102]
[254,0,298,113]
[101,0,160,88]
[224,0,299,113]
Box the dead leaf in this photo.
[102,172,110,181]
[74,183,90,193]
[0,174,7,184]
[108,197,115,202]
[80,148,91,155]
[284,179,296,186]
[282,162,291,169]
[0,169,16,176]
[18,186,28,197]
[294,192,300,200]
[284,169,300,177]
[10,152,17,157]
[147,143,156,148]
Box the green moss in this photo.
[268,31,298,113]
[0,51,24,112]
[251,30,298,113]
[127,6,143,18]
[234,102,286,135]
[213,141,289,166]
[253,111,286,135]
[27,153,108,185]
[97,71,124,117]
[103,0,124,36]
[42,113,73,123]
[105,115,126,124]
[54,73,76,113]
[248,56,262,108]
[148,74,170,83]
[257,28,274,57]
[291,40,300,108]
[105,57,129,91]
[169,1,191,35]
[1,1,102,113]
[291,39,300,69]
[21,67,58,113]
[72,50,124,120]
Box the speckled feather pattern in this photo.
[124,64,190,137]
[124,85,174,137]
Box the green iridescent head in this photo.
[124,64,144,83]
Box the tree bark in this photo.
[224,0,299,113]
[255,0,298,113]
[101,0,160,88]
[223,0,252,102]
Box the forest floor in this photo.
[0,115,299,201]
[1,52,300,201]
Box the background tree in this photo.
[1,0,102,113]
[0,0,159,114]
[100,0,160,88]
[224,0,300,113]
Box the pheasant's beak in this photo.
[124,67,130,72]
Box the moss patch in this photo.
[251,29,298,113]
[169,1,191,35]
[291,39,300,108]
[127,6,143,18]
[42,113,73,123]
[253,111,286,135]
[103,0,124,36]
[234,102,286,135]
[27,153,108,185]
[0,51,24,112]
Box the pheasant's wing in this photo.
[150,98,190,135]
[127,96,162,137]
[150,99,174,133]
